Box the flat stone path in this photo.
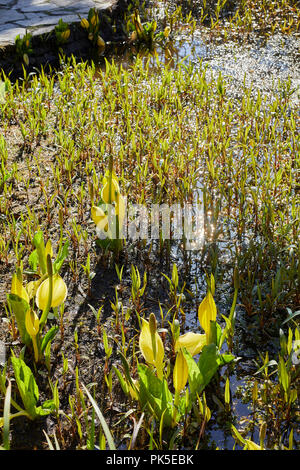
[0,0,115,46]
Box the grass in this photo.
[0,0,299,451]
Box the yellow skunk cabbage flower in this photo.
[164,26,171,38]
[26,280,40,300]
[81,18,89,29]
[198,291,217,343]
[36,274,67,311]
[173,349,188,393]
[25,310,39,337]
[61,29,70,41]
[175,332,206,356]
[25,310,40,362]
[97,35,105,48]
[11,273,29,304]
[139,315,164,379]
[45,240,53,259]
[115,193,126,225]
[129,379,139,401]
[91,206,109,232]
[90,12,98,26]
[101,178,120,204]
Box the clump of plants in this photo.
[55,19,71,47]
[14,33,33,66]
[127,10,171,49]
[80,8,105,49]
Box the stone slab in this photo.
[0,0,116,45]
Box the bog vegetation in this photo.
[0,0,299,450]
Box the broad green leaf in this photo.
[28,249,39,272]
[35,399,56,416]
[137,364,164,421]
[197,344,220,390]
[7,294,31,345]
[161,378,173,427]
[11,356,39,419]
[182,349,202,395]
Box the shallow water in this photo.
[95,29,299,448]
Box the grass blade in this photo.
[82,384,116,450]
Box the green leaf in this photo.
[278,356,289,393]
[208,320,222,346]
[33,231,46,274]
[182,349,202,395]
[53,241,69,274]
[197,344,220,390]
[219,353,235,365]
[11,355,39,419]
[7,294,31,345]
[113,366,129,395]
[254,359,277,376]
[82,384,116,450]
[40,326,59,353]
[35,399,56,416]
[118,352,136,389]
[28,249,39,272]
[281,309,300,326]
[160,378,173,427]
[137,364,165,421]
[0,80,6,104]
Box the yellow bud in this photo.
[81,18,89,29]
[97,35,105,48]
[198,292,217,342]
[139,318,164,378]
[164,26,171,38]
[25,310,39,337]
[61,29,70,41]
[115,193,126,225]
[129,379,139,400]
[90,13,98,26]
[101,178,120,204]
[173,349,188,393]
[88,32,94,41]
